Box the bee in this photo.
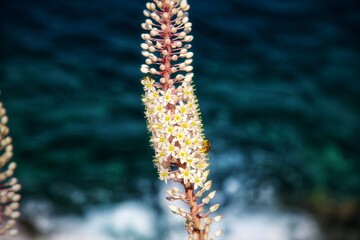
[200,140,211,153]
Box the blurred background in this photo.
[1,0,359,239]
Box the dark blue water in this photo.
[1,0,359,239]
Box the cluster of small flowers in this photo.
[141,73,223,240]
[0,102,21,236]
[140,0,222,239]
[142,76,209,188]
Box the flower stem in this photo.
[140,1,222,239]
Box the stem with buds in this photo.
[140,1,222,239]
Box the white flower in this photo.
[191,171,206,190]
[159,166,170,183]
[178,167,194,183]
[161,89,176,105]
[165,141,178,158]
[185,152,198,168]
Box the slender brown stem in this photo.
[185,183,205,240]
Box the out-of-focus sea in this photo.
[1,0,359,239]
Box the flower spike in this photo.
[140,1,221,239]
[0,102,21,236]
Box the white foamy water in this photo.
[11,183,322,240]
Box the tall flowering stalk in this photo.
[0,102,21,236]
[140,0,222,239]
